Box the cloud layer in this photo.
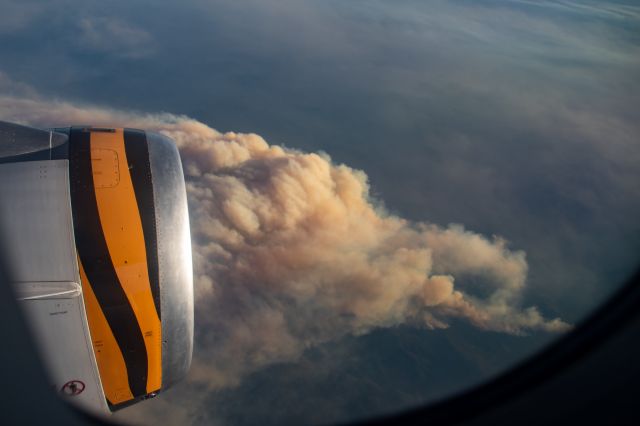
[1,2,637,423]
[0,91,569,392]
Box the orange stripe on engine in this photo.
[90,129,162,393]
[79,259,134,405]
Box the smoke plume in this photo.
[0,91,569,391]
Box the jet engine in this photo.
[0,121,193,414]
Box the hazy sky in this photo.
[1,1,639,425]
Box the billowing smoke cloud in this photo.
[0,88,569,391]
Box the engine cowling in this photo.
[0,122,194,413]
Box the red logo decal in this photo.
[60,380,85,396]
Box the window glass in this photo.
[0,1,638,425]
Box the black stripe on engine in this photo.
[68,128,148,399]
[123,129,161,320]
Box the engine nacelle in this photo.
[0,122,193,413]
